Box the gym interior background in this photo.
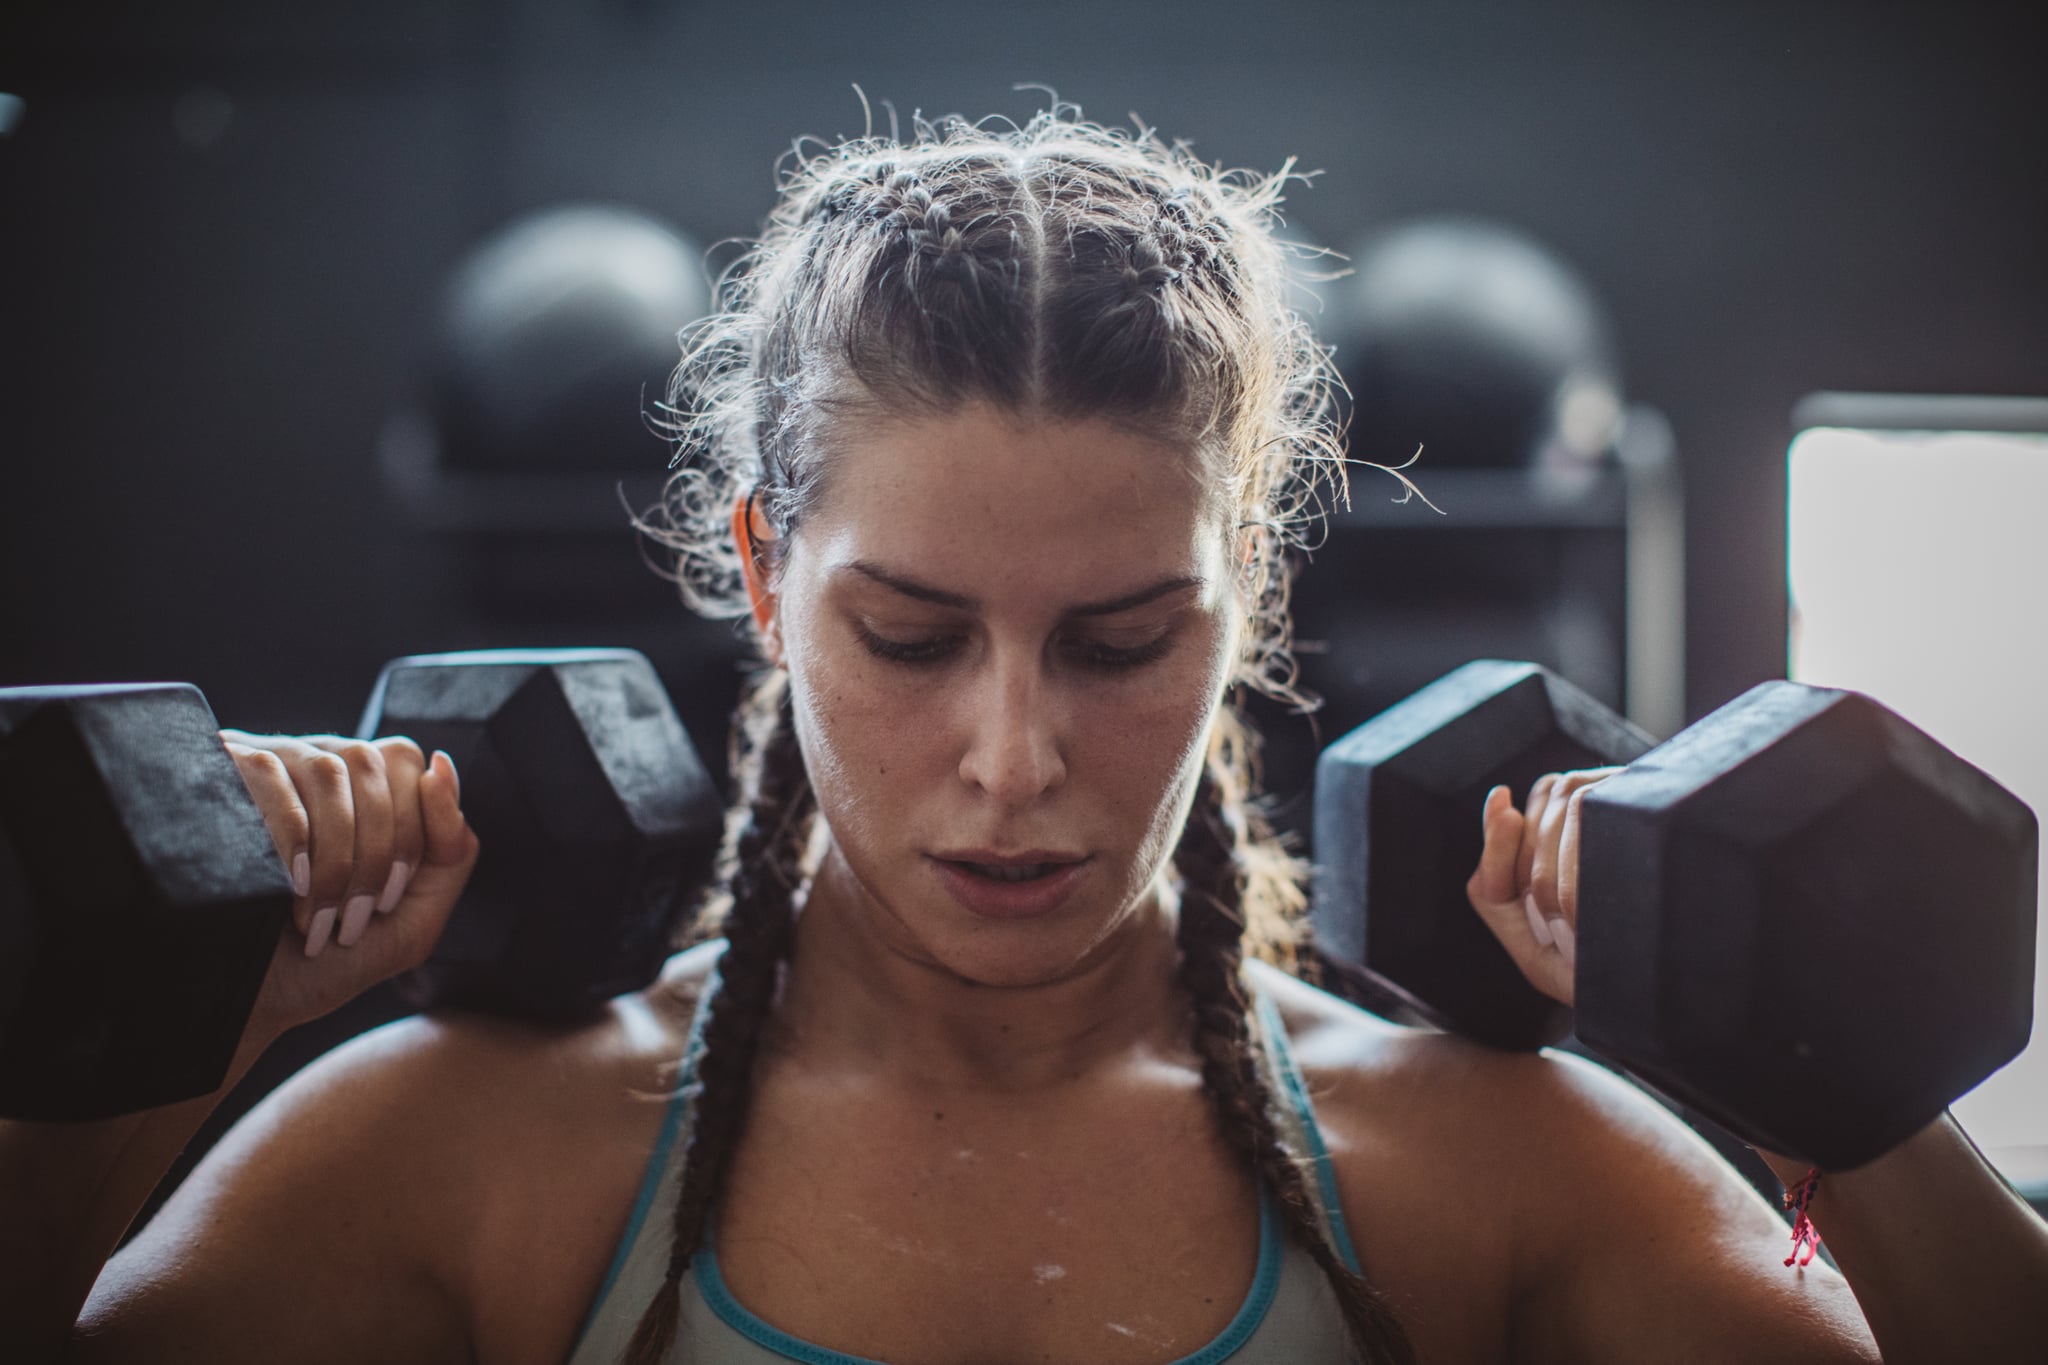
[3,2,2044,1203]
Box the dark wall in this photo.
[4,0,2044,740]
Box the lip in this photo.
[928,853,1089,921]
[931,848,1085,867]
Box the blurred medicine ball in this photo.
[1333,217,1622,471]
[429,204,709,474]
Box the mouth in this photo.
[927,851,1090,920]
[950,860,1065,882]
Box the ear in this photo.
[731,492,784,665]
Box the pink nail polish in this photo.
[1523,894,1553,948]
[1549,918,1577,971]
[337,895,375,948]
[291,851,310,898]
[377,861,411,914]
[305,905,338,957]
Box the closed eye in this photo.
[858,629,964,666]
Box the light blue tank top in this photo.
[567,966,1361,1364]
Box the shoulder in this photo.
[1248,956,1715,1172]
[79,943,723,1364]
[1243,958,1876,1364]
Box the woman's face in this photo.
[748,401,1245,989]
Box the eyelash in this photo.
[857,628,1175,673]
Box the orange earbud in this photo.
[731,490,778,643]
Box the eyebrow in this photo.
[845,560,1205,617]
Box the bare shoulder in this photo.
[76,942,721,1365]
[1242,958,1876,1364]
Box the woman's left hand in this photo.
[1464,768,1624,1008]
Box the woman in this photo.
[14,103,2047,1364]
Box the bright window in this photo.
[1788,404,2048,1180]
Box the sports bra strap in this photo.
[1249,982,1364,1274]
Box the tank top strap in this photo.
[568,959,723,1357]
[1246,975,1364,1275]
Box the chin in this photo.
[915,928,1116,991]
[898,874,1153,992]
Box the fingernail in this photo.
[435,750,458,801]
[291,851,310,898]
[1549,918,1577,972]
[305,905,339,958]
[1523,894,1553,948]
[338,894,375,947]
[377,860,411,914]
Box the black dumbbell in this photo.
[355,648,724,1020]
[0,648,724,1120]
[0,684,295,1120]
[1313,659,2038,1170]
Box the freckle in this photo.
[934,1111,944,1121]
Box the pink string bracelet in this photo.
[1782,1167,1823,1268]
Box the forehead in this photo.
[796,404,1230,597]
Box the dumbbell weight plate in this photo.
[1577,681,2038,1170]
[0,685,292,1120]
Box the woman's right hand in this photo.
[216,730,481,1043]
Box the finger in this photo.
[292,747,356,957]
[419,749,479,871]
[1466,790,1570,1003]
[1529,771,1600,927]
[1558,785,1589,928]
[1532,769,1621,928]
[375,750,478,969]
[1467,786,1547,957]
[220,738,313,905]
[313,739,393,949]
[1516,774,1559,896]
[373,736,427,914]
[1468,785,1524,906]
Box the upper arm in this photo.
[68,1019,479,1364]
[1483,1050,1877,1363]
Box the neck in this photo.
[771,846,1194,1092]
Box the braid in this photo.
[1175,761,1418,1365]
[622,673,813,1365]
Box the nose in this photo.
[956,647,1067,806]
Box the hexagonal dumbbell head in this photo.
[0,684,293,1120]
[1313,660,1655,1049]
[357,649,723,1021]
[1577,682,2038,1170]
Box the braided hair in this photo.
[623,671,812,1364]
[630,101,1419,1362]
[1175,732,1417,1365]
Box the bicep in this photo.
[68,1026,473,1364]
[1516,1054,1878,1365]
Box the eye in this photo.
[1065,633,1176,672]
[857,627,964,666]
[855,626,1177,672]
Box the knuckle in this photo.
[304,751,352,791]
[377,735,427,772]
[333,739,382,774]
[240,748,289,782]
[277,805,313,848]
